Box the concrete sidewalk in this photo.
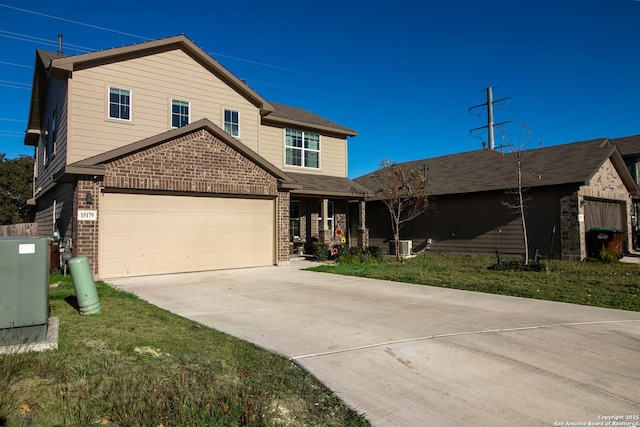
[108,262,640,427]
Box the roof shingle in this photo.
[355,138,636,197]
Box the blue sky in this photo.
[1,0,639,178]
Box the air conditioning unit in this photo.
[389,240,413,257]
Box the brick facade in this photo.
[72,128,290,276]
[277,191,290,264]
[74,176,102,276]
[559,159,632,260]
[104,130,278,197]
[559,187,581,260]
[578,158,632,257]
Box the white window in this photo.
[285,129,320,168]
[171,99,190,128]
[109,87,131,120]
[224,109,240,137]
[290,201,300,238]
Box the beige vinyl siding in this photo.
[319,134,348,177]
[258,124,348,177]
[68,49,260,163]
[34,79,68,193]
[258,125,284,168]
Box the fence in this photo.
[0,223,38,237]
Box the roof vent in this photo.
[57,33,63,55]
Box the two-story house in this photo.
[24,35,369,279]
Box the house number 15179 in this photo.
[78,210,98,221]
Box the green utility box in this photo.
[0,237,50,346]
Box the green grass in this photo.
[310,254,640,312]
[1,275,369,426]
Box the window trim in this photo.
[107,86,132,121]
[284,128,321,169]
[223,108,240,138]
[290,200,301,239]
[171,98,190,128]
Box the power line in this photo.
[209,51,346,83]
[0,30,93,53]
[0,84,31,90]
[0,4,337,82]
[0,131,24,137]
[0,61,31,68]
[0,79,30,87]
[0,4,151,41]
[0,118,27,123]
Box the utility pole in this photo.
[469,87,511,150]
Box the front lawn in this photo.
[310,254,640,312]
[0,275,369,426]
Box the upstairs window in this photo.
[109,87,131,120]
[224,109,239,137]
[172,99,190,128]
[285,129,320,169]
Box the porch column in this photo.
[357,200,369,248]
[319,198,330,244]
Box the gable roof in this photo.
[24,35,275,144]
[25,34,357,143]
[65,119,299,190]
[24,49,66,143]
[266,103,358,137]
[611,135,640,157]
[355,138,639,198]
[51,35,274,114]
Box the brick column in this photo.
[357,200,369,247]
[559,188,581,260]
[74,176,102,277]
[277,191,290,265]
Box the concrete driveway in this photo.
[108,262,640,427]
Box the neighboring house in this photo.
[611,135,640,249]
[24,35,369,279]
[355,138,639,260]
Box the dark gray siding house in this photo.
[355,138,639,260]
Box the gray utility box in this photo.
[0,237,50,346]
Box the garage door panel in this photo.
[99,194,274,278]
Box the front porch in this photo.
[285,172,371,255]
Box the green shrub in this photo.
[597,246,619,263]
[312,241,330,261]
[336,245,384,264]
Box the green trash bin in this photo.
[588,228,625,258]
[68,256,101,315]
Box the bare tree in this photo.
[373,159,429,261]
[500,124,542,265]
